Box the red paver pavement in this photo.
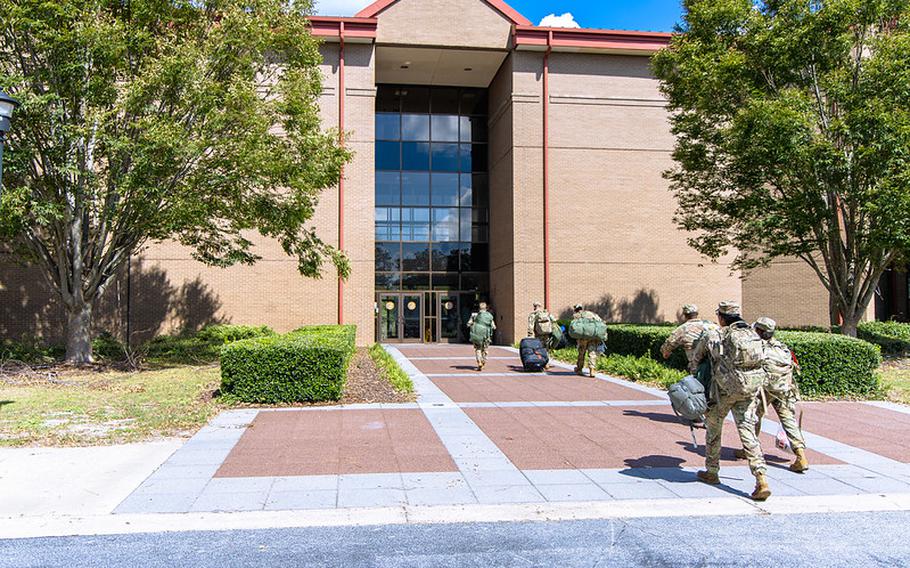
[396,345,515,359]
[799,402,910,463]
[431,375,659,402]
[216,409,457,477]
[464,405,842,470]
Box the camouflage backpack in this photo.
[717,322,766,397]
[534,312,554,336]
[763,339,795,393]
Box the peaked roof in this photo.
[355,0,533,26]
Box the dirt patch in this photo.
[339,348,415,404]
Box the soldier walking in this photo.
[571,304,604,377]
[467,302,496,371]
[739,317,809,473]
[527,301,559,352]
[660,304,717,374]
[692,301,772,501]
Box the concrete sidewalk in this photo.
[2,343,910,538]
[112,344,910,513]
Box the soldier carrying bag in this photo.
[668,375,708,447]
[716,322,766,397]
[533,312,554,336]
[469,311,494,345]
[568,317,608,342]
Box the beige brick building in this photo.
[2,0,859,347]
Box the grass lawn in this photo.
[880,367,910,406]
[0,344,416,447]
[0,365,222,447]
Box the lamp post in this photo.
[0,90,21,191]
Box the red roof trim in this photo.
[308,16,378,39]
[355,0,532,26]
[513,25,672,53]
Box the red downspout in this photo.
[337,22,346,325]
[542,31,552,311]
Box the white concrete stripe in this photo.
[383,345,540,497]
[6,493,910,539]
[453,400,669,409]
[408,357,514,361]
[865,400,910,416]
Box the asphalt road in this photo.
[3,511,909,567]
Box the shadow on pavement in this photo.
[620,455,752,499]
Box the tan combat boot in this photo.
[789,448,809,473]
[696,470,720,485]
[751,473,771,501]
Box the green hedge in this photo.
[220,325,356,403]
[604,324,881,397]
[607,324,688,369]
[858,321,910,356]
[144,324,275,364]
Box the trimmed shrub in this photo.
[145,324,275,364]
[196,324,276,344]
[777,331,881,397]
[220,325,356,403]
[608,324,688,370]
[604,324,881,397]
[858,321,910,356]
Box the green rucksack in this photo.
[470,311,494,345]
[568,317,608,341]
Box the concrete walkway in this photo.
[111,344,910,515]
[3,344,910,539]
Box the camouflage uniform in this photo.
[692,303,768,479]
[467,306,496,370]
[755,317,806,452]
[573,308,603,376]
[660,304,717,373]
[527,304,558,349]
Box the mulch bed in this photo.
[338,348,415,405]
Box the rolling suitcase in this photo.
[519,337,549,372]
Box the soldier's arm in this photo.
[492,318,497,331]
[690,329,713,365]
[527,313,535,336]
[660,326,684,359]
[467,314,476,328]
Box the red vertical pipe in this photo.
[337,23,346,325]
[542,32,552,311]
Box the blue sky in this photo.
[314,0,684,32]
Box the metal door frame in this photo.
[377,292,424,343]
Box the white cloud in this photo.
[314,0,373,16]
[538,12,581,28]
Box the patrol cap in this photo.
[754,317,776,333]
[681,304,699,315]
[573,304,583,311]
[715,301,741,316]
[533,301,542,308]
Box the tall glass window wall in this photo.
[374,86,490,296]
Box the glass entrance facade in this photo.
[374,85,490,342]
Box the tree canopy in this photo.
[0,0,349,361]
[653,0,910,335]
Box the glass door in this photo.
[378,294,401,342]
[438,294,461,342]
[401,294,423,342]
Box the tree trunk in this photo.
[65,301,94,364]
[839,309,863,338]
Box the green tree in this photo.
[653,0,910,336]
[0,0,349,362]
